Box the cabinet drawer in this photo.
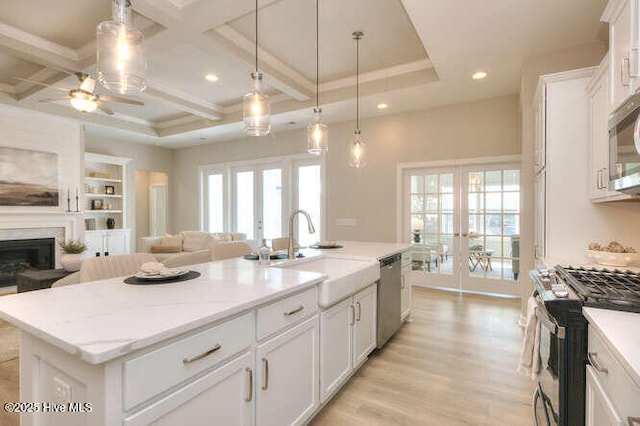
[123,312,254,410]
[257,287,318,341]
[588,326,640,418]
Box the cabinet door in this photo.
[610,0,633,110]
[84,232,105,257]
[585,365,625,426]
[124,351,254,426]
[534,170,546,260]
[401,266,411,320]
[534,89,546,174]
[589,57,610,200]
[106,230,130,256]
[319,298,352,402]
[257,316,319,426]
[352,284,377,366]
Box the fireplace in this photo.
[0,238,55,287]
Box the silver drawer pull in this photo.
[182,344,221,364]
[356,301,361,321]
[629,416,640,426]
[245,368,253,402]
[284,305,304,316]
[262,358,269,390]
[587,352,609,374]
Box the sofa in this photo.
[139,231,247,263]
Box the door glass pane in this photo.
[486,171,502,191]
[504,193,519,212]
[262,168,282,240]
[298,165,321,247]
[424,214,438,233]
[425,175,438,193]
[236,171,254,240]
[425,195,438,212]
[440,173,453,193]
[207,173,223,233]
[411,195,424,213]
[440,194,453,212]
[411,176,424,193]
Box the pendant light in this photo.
[96,0,146,95]
[307,0,328,155]
[243,0,271,136]
[349,31,367,168]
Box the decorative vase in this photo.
[106,217,115,229]
[60,253,84,272]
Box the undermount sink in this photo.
[277,257,380,308]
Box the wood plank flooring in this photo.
[311,287,535,425]
[0,287,534,426]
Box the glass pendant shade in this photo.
[243,72,271,136]
[307,108,328,155]
[349,130,367,168]
[96,0,146,95]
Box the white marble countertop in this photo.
[0,258,326,365]
[304,240,411,260]
[583,307,640,388]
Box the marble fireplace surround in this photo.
[0,213,84,270]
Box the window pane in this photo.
[425,195,438,212]
[504,169,520,191]
[504,192,519,213]
[425,175,438,193]
[487,214,502,235]
[411,175,423,193]
[236,171,254,240]
[486,193,501,213]
[298,165,321,247]
[504,214,519,235]
[469,172,483,193]
[486,171,502,192]
[440,194,453,213]
[424,214,438,234]
[262,168,282,240]
[440,173,453,193]
[207,173,223,233]
[411,195,424,213]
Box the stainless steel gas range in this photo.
[530,266,640,426]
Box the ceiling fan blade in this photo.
[14,77,70,92]
[96,102,114,115]
[38,96,72,103]
[98,94,144,106]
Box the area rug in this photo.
[0,319,19,363]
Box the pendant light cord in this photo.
[255,0,259,73]
[356,35,360,132]
[316,0,319,109]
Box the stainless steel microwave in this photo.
[609,92,640,194]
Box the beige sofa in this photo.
[139,231,247,263]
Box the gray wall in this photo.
[173,94,521,242]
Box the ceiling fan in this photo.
[17,72,144,115]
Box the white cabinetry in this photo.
[587,54,635,203]
[585,326,640,426]
[319,283,377,402]
[533,69,595,261]
[124,351,254,426]
[85,229,130,257]
[256,316,319,426]
[603,0,634,111]
[400,250,411,320]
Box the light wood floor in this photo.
[311,287,535,426]
[0,288,534,426]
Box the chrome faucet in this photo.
[287,209,316,259]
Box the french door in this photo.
[404,162,521,296]
[232,162,287,247]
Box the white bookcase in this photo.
[84,153,132,255]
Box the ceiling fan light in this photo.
[349,130,367,168]
[307,108,328,155]
[70,97,98,113]
[97,0,146,95]
[243,72,271,136]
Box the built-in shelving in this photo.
[85,193,123,199]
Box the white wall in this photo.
[84,133,174,249]
[173,94,521,242]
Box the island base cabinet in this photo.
[256,315,319,426]
[319,283,377,403]
[319,298,353,401]
[124,351,254,426]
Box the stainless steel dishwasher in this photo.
[377,253,402,348]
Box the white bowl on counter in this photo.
[586,250,640,267]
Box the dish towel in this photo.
[517,296,541,380]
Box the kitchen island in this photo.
[0,241,410,426]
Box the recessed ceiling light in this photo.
[472,71,488,80]
[205,73,219,82]
[377,103,389,110]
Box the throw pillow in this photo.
[182,231,215,252]
[158,234,183,251]
[150,245,181,253]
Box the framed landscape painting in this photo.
[0,147,59,206]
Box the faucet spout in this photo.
[287,209,316,259]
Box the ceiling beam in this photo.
[143,79,222,121]
[320,59,434,92]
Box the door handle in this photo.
[454,232,460,236]
[462,232,468,237]
[356,301,361,321]
[261,358,269,390]
[350,304,355,325]
[245,368,253,402]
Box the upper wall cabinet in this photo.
[603,0,635,112]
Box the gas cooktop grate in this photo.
[555,266,640,309]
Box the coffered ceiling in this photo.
[0,0,608,148]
